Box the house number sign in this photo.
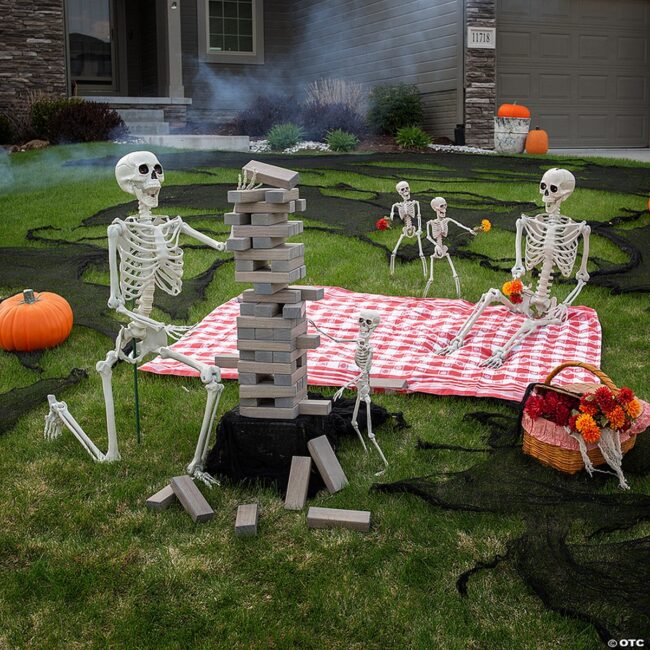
[468,27,496,49]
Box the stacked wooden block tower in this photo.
[225,160,332,420]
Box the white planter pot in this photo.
[494,117,530,153]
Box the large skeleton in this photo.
[423,196,476,298]
[309,311,389,473]
[437,169,591,368]
[389,181,427,276]
[44,152,227,486]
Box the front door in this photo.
[67,0,119,95]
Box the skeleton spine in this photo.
[535,212,561,300]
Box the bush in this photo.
[0,114,15,144]
[395,125,431,149]
[266,122,303,151]
[300,102,367,140]
[30,97,78,139]
[231,94,300,136]
[325,129,358,152]
[367,84,423,135]
[37,100,127,144]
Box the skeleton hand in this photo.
[187,463,220,488]
[333,387,345,401]
[44,399,64,440]
[480,348,506,369]
[436,338,462,355]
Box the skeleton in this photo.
[44,152,228,486]
[423,197,476,298]
[436,169,591,368]
[389,181,427,276]
[309,311,389,473]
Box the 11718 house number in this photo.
[468,27,496,49]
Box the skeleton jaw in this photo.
[135,182,161,210]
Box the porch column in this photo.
[163,0,184,97]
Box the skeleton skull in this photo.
[115,151,165,210]
[539,168,575,212]
[396,181,410,201]
[430,197,447,218]
[359,310,381,335]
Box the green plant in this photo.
[325,129,359,152]
[367,84,423,135]
[395,125,431,149]
[30,96,79,139]
[266,122,303,151]
[0,114,15,144]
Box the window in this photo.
[198,0,264,64]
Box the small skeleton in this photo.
[424,197,476,298]
[309,312,389,473]
[437,169,591,368]
[44,151,228,486]
[389,181,427,276]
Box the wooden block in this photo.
[296,334,320,349]
[289,285,325,301]
[170,475,214,523]
[232,222,303,239]
[272,349,305,363]
[253,302,281,317]
[235,201,295,214]
[307,436,348,494]
[238,360,300,375]
[241,288,302,303]
[239,302,256,316]
[273,364,307,386]
[251,212,289,226]
[282,302,306,319]
[227,188,268,203]
[240,382,299,398]
[254,328,274,340]
[298,399,332,416]
[240,405,300,419]
[295,198,307,212]
[235,267,304,284]
[253,283,290,296]
[238,339,295,352]
[307,507,371,532]
[270,258,304,274]
[214,354,239,368]
[273,321,308,341]
[224,212,251,226]
[235,260,268,272]
[235,503,259,536]
[226,237,251,251]
[370,378,409,394]
[146,484,176,512]
[238,372,260,385]
[239,398,259,407]
[252,237,287,249]
[237,315,298,329]
[236,243,304,262]
[254,350,273,362]
[243,160,299,190]
[284,457,312,510]
[238,327,255,340]
[275,388,307,408]
[239,350,256,361]
[264,188,300,203]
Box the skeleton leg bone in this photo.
[445,254,461,299]
[417,233,427,276]
[365,396,388,475]
[389,233,406,276]
[97,350,122,461]
[423,255,435,297]
[350,392,369,454]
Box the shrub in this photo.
[367,84,423,135]
[232,94,300,136]
[30,97,78,139]
[266,122,303,151]
[0,114,15,144]
[40,100,127,143]
[395,125,431,149]
[300,102,367,140]
[325,129,358,152]
[305,78,365,110]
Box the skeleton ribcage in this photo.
[355,344,371,371]
[524,215,581,277]
[428,219,448,239]
[398,202,416,229]
[118,216,184,301]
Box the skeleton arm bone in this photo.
[180,222,226,252]
[562,223,591,306]
[447,217,476,236]
[511,215,526,278]
[389,203,400,222]
[107,222,126,309]
[415,201,422,234]
[308,320,357,344]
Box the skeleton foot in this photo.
[351,420,369,453]
[480,349,506,369]
[368,434,388,475]
[436,338,463,355]
[187,463,220,487]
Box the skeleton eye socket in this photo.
[550,185,558,193]
[154,164,163,175]
[139,164,149,175]
[540,182,547,190]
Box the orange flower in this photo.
[605,405,627,430]
[502,280,514,296]
[510,279,523,294]
[625,399,642,419]
[575,413,601,443]
[481,219,491,232]
[579,401,599,416]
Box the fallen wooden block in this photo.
[298,399,332,416]
[170,475,214,523]
[146,484,176,512]
[235,503,259,536]
[369,378,409,394]
[243,160,299,190]
[307,507,371,532]
[214,354,239,368]
[284,456,312,510]
[307,435,348,494]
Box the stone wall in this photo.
[464,0,496,148]
[0,0,67,113]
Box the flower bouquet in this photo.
[521,362,649,488]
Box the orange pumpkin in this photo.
[497,102,531,119]
[525,127,549,154]
[0,289,73,352]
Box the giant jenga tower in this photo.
[225,160,332,420]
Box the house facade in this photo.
[1,0,648,148]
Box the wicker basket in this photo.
[522,361,638,474]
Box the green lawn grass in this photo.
[0,144,648,649]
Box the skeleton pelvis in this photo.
[123,322,168,362]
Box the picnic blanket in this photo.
[140,286,602,402]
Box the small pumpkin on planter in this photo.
[497,102,531,119]
[0,289,73,352]
[525,127,549,154]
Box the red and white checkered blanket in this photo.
[140,286,602,402]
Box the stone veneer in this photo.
[464,0,496,149]
[0,0,67,113]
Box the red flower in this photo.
[579,394,598,416]
[509,293,523,304]
[594,386,616,412]
[617,387,635,405]
[568,414,579,431]
[525,394,545,419]
[376,217,390,231]
[555,403,571,426]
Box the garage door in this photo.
[497,0,650,147]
